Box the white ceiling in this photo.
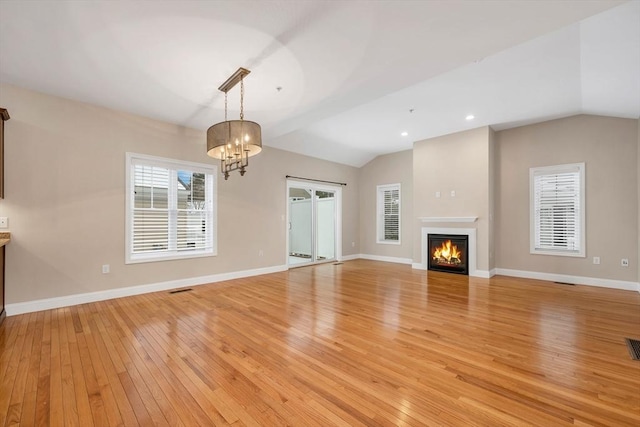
[1,1,638,167]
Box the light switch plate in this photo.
[0,217,7,228]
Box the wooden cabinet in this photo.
[0,234,7,324]
[0,107,7,323]
[0,108,9,199]
[0,244,4,324]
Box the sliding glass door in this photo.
[287,180,341,267]
[288,187,314,265]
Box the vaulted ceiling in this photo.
[1,1,638,166]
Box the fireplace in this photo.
[428,233,469,275]
[420,226,479,277]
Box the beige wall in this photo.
[495,115,638,282]
[0,84,359,304]
[412,127,492,272]
[1,83,637,308]
[488,127,496,271]
[358,149,413,259]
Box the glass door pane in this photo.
[315,190,335,262]
[288,187,313,266]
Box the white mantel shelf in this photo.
[419,217,478,223]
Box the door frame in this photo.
[286,179,342,268]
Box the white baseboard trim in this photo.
[495,268,639,292]
[6,264,288,316]
[340,254,361,261]
[359,254,413,265]
[13,263,633,317]
[473,270,492,279]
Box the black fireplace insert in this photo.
[427,233,469,275]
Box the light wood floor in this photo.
[1,260,639,426]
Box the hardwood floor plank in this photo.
[34,310,51,427]
[59,308,87,426]
[1,260,639,426]
[94,301,173,426]
[111,304,223,426]
[101,303,184,426]
[0,316,21,383]
[6,312,41,426]
[121,299,235,424]
[0,313,29,425]
[77,304,131,427]
[17,311,45,426]
[47,309,64,427]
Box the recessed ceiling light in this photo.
[401,131,408,136]
[466,114,475,121]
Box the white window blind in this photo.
[530,163,585,257]
[126,153,217,264]
[377,184,401,244]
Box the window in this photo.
[530,163,585,257]
[377,183,401,244]
[126,153,217,263]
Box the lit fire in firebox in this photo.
[432,240,462,265]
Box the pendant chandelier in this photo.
[207,67,262,180]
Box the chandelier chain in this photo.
[224,91,228,122]
[240,77,244,120]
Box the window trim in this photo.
[125,152,217,264]
[529,162,585,257]
[376,183,401,245]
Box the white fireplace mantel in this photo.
[419,216,478,223]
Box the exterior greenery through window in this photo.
[530,163,585,257]
[126,153,217,263]
[377,183,401,244]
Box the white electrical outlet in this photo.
[450,190,456,197]
[592,257,600,265]
[259,249,264,257]
[102,264,110,274]
[621,258,629,267]
[435,191,441,198]
[0,217,7,228]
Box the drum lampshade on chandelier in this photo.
[207,67,262,180]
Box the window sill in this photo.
[126,250,217,264]
[530,249,585,258]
